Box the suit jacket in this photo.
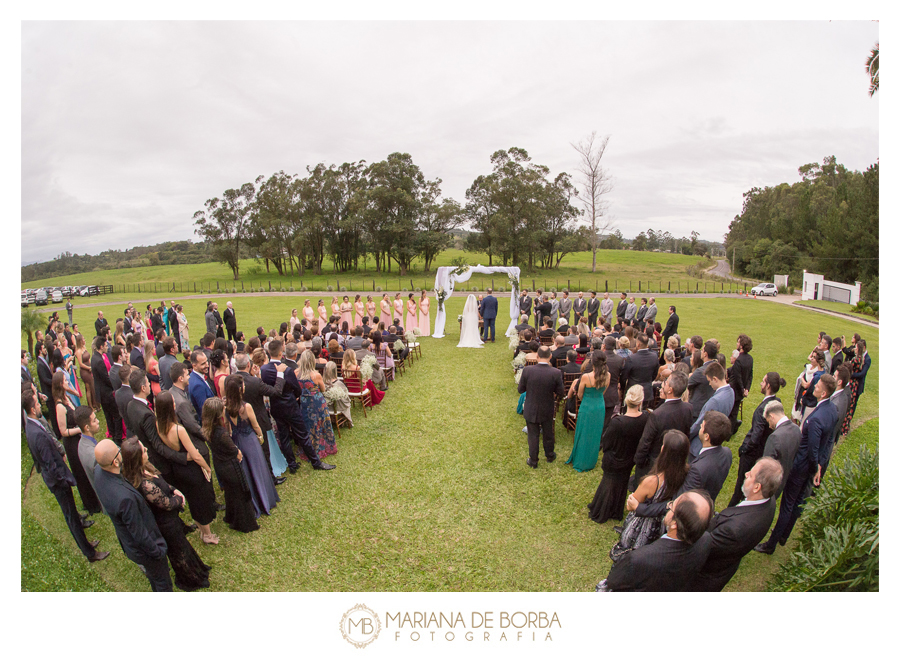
[92,467,166,562]
[549,299,559,322]
[683,446,733,502]
[124,316,133,334]
[634,398,694,468]
[645,303,658,324]
[605,534,712,592]
[728,352,754,402]
[572,298,587,318]
[587,297,600,316]
[616,299,628,319]
[851,353,872,395]
[205,311,217,335]
[688,361,713,419]
[625,302,637,321]
[604,350,626,408]
[550,346,569,363]
[237,370,286,434]
[763,420,802,495]
[158,353,178,390]
[115,385,136,440]
[21,364,34,384]
[738,395,780,459]
[223,307,237,332]
[519,295,532,316]
[662,312,679,339]
[130,346,145,371]
[25,417,76,493]
[830,349,845,375]
[793,399,838,479]
[91,351,115,404]
[621,348,658,402]
[150,313,165,336]
[109,362,123,391]
[481,295,498,320]
[260,360,304,419]
[636,304,648,322]
[94,317,108,337]
[517,363,564,423]
[690,499,776,591]
[346,336,364,350]
[558,297,572,319]
[535,302,551,326]
[126,397,188,475]
[37,356,53,399]
[821,389,850,471]
[690,385,735,439]
[188,370,216,422]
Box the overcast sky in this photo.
[21,20,879,265]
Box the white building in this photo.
[801,270,861,305]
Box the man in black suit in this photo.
[632,372,692,487]
[93,439,171,591]
[236,353,287,486]
[94,311,108,338]
[727,334,754,432]
[260,338,335,473]
[123,307,133,335]
[223,301,237,341]
[150,306,165,336]
[761,400,801,499]
[756,375,838,554]
[599,490,713,592]
[517,347,565,468]
[129,331,146,371]
[23,392,108,563]
[534,295,552,332]
[114,363,136,443]
[829,336,846,375]
[559,350,582,374]
[602,336,626,428]
[550,336,569,365]
[35,341,53,402]
[687,341,717,420]
[661,305,679,349]
[620,332,658,406]
[91,336,120,442]
[615,292,628,325]
[586,291,600,330]
[213,303,225,339]
[21,350,34,385]
[519,289,532,322]
[537,317,555,341]
[481,288,498,342]
[108,345,125,391]
[572,291,586,325]
[690,457,782,591]
[682,410,733,502]
[727,374,781,507]
[126,368,189,478]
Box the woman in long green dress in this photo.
[566,350,610,472]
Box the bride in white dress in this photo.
[457,294,484,348]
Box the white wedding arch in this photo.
[431,265,521,339]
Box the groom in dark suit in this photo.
[481,289,498,342]
[517,347,565,468]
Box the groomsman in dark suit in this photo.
[558,290,572,327]
[519,289,532,322]
[91,336,120,441]
[755,375,838,554]
[818,365,851,481]
[599,490,713,592]
[23,392,108,563]
[690,458,782,591]
[260,339,335,472]
[572,291,586,325]
[586,291,600,329]
[481,289,498,342]
[616,292,628,325]
[517,347,565,468]
[213,303,225,339]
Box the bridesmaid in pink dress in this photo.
[340,296,353,329]
[302,300,315,324]
[379,294,392,328]
[366,295,377,325]
[418,291,431,336]
[353,295,365,328]
[405,294,418,332]
[317,300,328,324]
[392,293,404,325]
[331,296,341,323]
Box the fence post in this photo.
[639,281,641,292]
[668,281,670,292]
[269,280,271,292]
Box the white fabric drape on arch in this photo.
[431,265,520,338]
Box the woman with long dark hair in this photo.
[566,350,611,473]
[210,348,230,398]
[120,438,211,590]
[608,429,690,562]
[52,371,102,515]
[154,391,218,544]
[224,374,279,517]
[202,397,258,533]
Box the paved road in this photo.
[707,259,758,284]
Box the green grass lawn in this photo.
[795,299,877,321]
[22,248,729,295]
[21,296,878,591]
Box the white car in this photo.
[750,283,778,297]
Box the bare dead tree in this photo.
[571,132,614,272]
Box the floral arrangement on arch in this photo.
[507,273,520,295]
[435,286,448,312]
[449,264,470,279]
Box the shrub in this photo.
[497,286,506,293]
[288,287,294,292]
[777,285,788,294]
[340,286,347,292]
[375,286,382,293]
[549,287,556,293]
[231,288,237,294]
[788,286,795,295]
[300,286,308,292]
[471,286,479,292]
[402,288,408,293]
[767,445,878,592]
[415,287,422,292]
[327,285,334,292]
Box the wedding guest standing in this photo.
[120,438,211,591]
[295,351,338,459]
[53,372,102,515]
[237,351,288,481]
[566,351,611,472]
[518,347,565,469]
[224,301,237,341]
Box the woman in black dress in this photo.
[120,437,211,591]
[588,385,650,524]
[201,397,259,534]
[52,371,102,515]
[154,391,218,545]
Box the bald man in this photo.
[92,439,171,591]
[599,490,713,592]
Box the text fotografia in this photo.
[386,611,560,642]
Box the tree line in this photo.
[725,156,879,298]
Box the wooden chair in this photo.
[564,395,581,431]
[562,371,580,392]
[329,411,351,439]
[409,340,422,360]
[525,353,538,366]
[539,335,554,347]
[376,352,395,383]
[330,354,343,377]
[342,371,371,417]
[554,357,567,369]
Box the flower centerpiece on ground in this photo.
[360,354,377,383]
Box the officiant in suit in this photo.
[517,347,565,468]
[481,289,498,342]
[223,301,237,341]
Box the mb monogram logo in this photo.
[340,604,382,648]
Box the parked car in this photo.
[21,293,29,307]
[51,289,64,303]
[750,283,778,297]
[34,289,49,306]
